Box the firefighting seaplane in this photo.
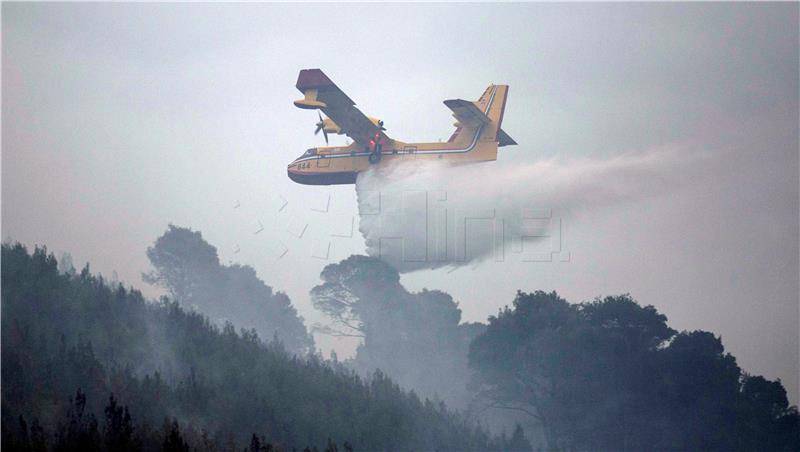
[288,69,515,185]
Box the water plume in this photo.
[355,146,698,272]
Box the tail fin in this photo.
[446,85,516,146]
[482,85,516,146]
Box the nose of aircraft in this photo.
[287,164,302,183]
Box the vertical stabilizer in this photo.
[445,85,516,146]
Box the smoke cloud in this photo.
[356,146,700,272]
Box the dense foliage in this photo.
[5,236,796,451]
[1,243,529,451]
[144,225,314,354]
[311,255,484,410]
[469,290,800,450]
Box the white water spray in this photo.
[355,146,700,272]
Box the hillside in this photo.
[0,243,529,451]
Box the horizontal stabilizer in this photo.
[443,99,491,126]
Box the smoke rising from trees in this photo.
[144,225,314,355]
[3,233,798,449]
[310,255,483,410]
[469,291,800,449]
[308,254,800,449]
[3,243,527,450]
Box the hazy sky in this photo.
[3,3,798,402]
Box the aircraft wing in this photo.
[294,69,390,148]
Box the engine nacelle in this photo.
[317,116,384,135]
[294,89,327,110]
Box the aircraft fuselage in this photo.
[286,137,500,185]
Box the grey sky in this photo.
[3,3,798,401]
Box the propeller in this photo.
[314,111,329,144]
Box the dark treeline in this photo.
[4,225,799,451]
[311,256,800,450]
[4,388,353,452]
[1,243,530,451]
[470,291,800,450]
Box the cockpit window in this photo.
[295,148,317,161]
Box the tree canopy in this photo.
[469,290,800,450]
[5,237,796,451]
[311,256,485,411]
[2,243,526,451]
[144,225,313,354]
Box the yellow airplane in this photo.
[288,69,515,185]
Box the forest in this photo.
[2,226,798,451]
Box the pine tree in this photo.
[162,418,189,452]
